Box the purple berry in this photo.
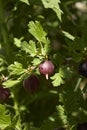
[79,61,87,77]
[23,75,39,93]
[77,122,87,130]
[39,60,54,79]
[0,86,10,102]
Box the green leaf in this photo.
[0,57,5,66]
[41,0,63,21]
[56,105,68,125]
[2,79,20,88]
[72,52,82,62]
[21,40,37,57]
[0,66,6,72]
[32,58,41,66]
[0,104,11,129]
[15,116,22,130]
[28,21,51,56]
[44,38,51,54]
[59,83,82,115]
[41,120,57,130]
[8,62,25,76]
[0,57,7,72]
[19,0,30,5]
[28,21,47,43]
[50,68,64,87]
[62,31,75,40]
[66,37,85,51]
[14,37,23,48]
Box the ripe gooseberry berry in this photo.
[77,122,87,130]
[39,60,54,79]
[79,61,87,77]
[23,75,39,93]
[0,86,10,102]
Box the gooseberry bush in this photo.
[0,0,87,130]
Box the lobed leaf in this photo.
[50,68,65,87]
[8,62,26,76]
[19,0,30,5]
[56,105,68,125]
[0,104,11,129]
[14,37,23,48]
[21,40,37,57]
[32,58,41,66]
[28,21,47,43]
[2,79,20,88]
[41,0,63,21]
[44,38,51,54]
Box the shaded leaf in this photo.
[27,127,40,130]
[66,37,85,51]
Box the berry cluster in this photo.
[23,59,87,93]
[23,60,54,93]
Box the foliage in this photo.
[0,0,87,130]
[0,104,11,129]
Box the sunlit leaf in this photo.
[21,40,37,57]
[19,0,30,5]
[32,58,41,66]
[50,68,65,87]
[62,31,75,40]
[41,0,63,21]
[56,105,68,125]
[44,38,51,54]
[28,21,47,43]
[2,79,20,88]
[8,62,25,76]
[0,104,11,129]
[14,37,23,48]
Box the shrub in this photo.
[0,0,87,130]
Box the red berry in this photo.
[0,86,10,102]
[23,75,39,93]
[39,60,54,79]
